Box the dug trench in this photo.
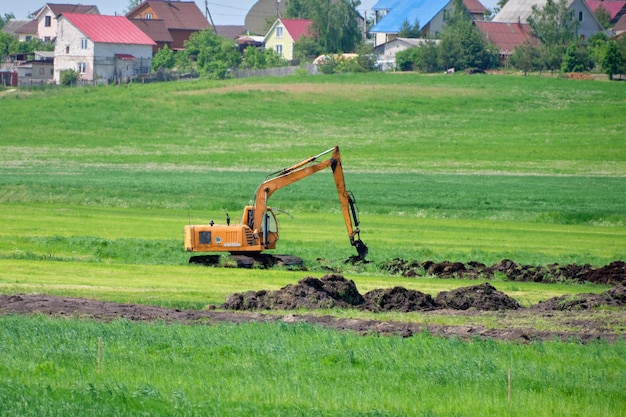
[1,265,625,342]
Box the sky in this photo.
[2,0,497,26]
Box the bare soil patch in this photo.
[380,259,626,285]
[2,274,624,343]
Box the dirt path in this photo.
[2,275,625,343]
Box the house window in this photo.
[44,36,51,43]
[45,16,51,27]
[77,62,86,73]
[276,26,283,38]
[25,35,32,41]
[81,38,88,49]
[65,45,70,54]
[579,11,583,21]
[145,13,153,19]
[275,44,283,56]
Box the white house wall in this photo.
[54,18,153,83]
[94,43,153,81]
[570,0,602,39]
[53,18,94,83]
[37,8,59,43]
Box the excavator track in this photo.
[189,254,303,269]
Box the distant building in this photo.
[53,13,155,84]
[264,18,312,61]
[475,21,536,65]
[33,3,99,43]
[493,0,602,40]
[127,1,209,53]
[370,0,487,46]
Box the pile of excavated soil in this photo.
[532,284,626,311]
[221,275,626,313]
[380,259,626,285]
[2,279,625,342]
[221,275,521,312]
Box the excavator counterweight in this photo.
[184,146,367,267]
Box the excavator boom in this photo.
[184,146,367,265]
[252,146,367,259]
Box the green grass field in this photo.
[1,73,625,415]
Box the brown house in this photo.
[475,21,536,66]
[126,1,209,52]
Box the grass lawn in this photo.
[1,73,625,416]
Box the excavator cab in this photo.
[241,206,278,249]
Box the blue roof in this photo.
[370,0,450,33]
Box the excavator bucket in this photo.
[355,240,368,260]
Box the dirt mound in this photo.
[221,274,365,310]
[380,258,624,284]
[363,287,439,312]
[435,282,521,311]
[222,275,521,312]
[532,284,626,311]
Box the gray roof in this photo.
[1,19,36,35]
[493,0,571,23]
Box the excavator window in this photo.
[265,211,277,233]
[199,231,212,244]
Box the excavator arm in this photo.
[251,146,368,259]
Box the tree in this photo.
[594,5,612,30]
[527,0,579,72]
[602,38,626,80]
[1,12,15,30]
[182,29,241,79]
[398,19,420,38]
[60,69,79,86]
[0,32,18,58]
[126,0,142,13]
[293,35,322,62]
[395,47,421,71]
[286,0,363,54]
[151,44,175,71]
[241,47,288,69]
[438,0,499,71]
[510,39,542,74]
[561,41,593,72]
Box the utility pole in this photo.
[205,0,217,34]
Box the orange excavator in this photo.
[184,146,368,267]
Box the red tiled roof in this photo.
[463,0,487,15]
[280,18,312,40]
[615,13,626,30]
[127,1,209,30]
[61,13,156,45]
[587,1,626,20]
[475,21,536,55]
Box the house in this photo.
[614,13,626,35]
[214,25,248,40]
[32,3,99,43]
[53,13,155,84]
[264,18,312,61]
[373,37,440,61]
[370,0,487,46]
[1,19,39,41]
[126,1,209,52]
[586,1,626,27]
[475,21,536,65]
[493,0,603,40]
[17,52,55,86]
